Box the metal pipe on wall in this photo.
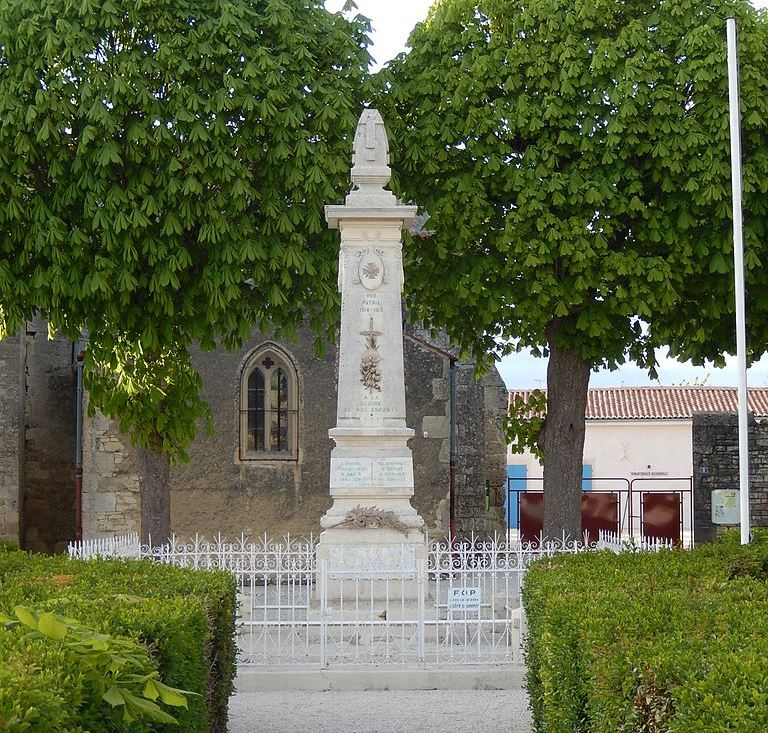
[449,358,457,544]
[74,347,84,542]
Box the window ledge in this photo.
[240,451,297,462]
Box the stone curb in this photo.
[235,666,525,692]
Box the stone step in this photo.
[235,665,526,692]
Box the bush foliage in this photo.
[0,550,236,732]
[523,530,768,732]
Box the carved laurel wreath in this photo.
[335,505,409,535]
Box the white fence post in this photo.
[320,557,327,669]
[417,557,426,663]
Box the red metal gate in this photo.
[509,475,692,546]
[639,492,681,544]
[519,491,620,545]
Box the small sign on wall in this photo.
[448,587,481,612]
[712,489,740,525]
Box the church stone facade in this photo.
[0,323,77,553]
[0,320,507,552]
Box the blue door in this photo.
[505,465,527,528]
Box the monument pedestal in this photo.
[316,527,427,603]
[318,425,427,601]
[317,108,426,602]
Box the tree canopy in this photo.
[0,0,371,456]
[0,0,372,540]
[380,0,768,538]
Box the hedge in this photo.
[0,548,236,733]
[522,530,768,733]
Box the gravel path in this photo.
[228,689,533,733]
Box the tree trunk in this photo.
[137,446,171,546]
[542,320,591,543]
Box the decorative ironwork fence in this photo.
[68,531,671,668]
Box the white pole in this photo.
[726,17,750,545]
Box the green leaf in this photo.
[152,680,190,708]
[97,141,122,167]
[143,678,160,701]
[38,611,68,641]
[103,685,126,707]
[14,606,38,630]
[121,689,179,724]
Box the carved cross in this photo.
[352,108,388,172]
[360,317,382,350]
[365,111,377,161]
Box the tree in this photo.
[0,0,372,542]
[379,0,768,540]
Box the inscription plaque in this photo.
[328,545,417,577]
[331,456,372,487]
[373,457,412,487]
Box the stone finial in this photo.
[350,108,391,193]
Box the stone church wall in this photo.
[169,329,339,537]
[465,365,508,535]
[692,412,768,543]
[81,400,141,538]
[0,324,507,546]
[20,321,77,552]
[80,327,507,540]
[0,334,22,543]
[404,328,507,537]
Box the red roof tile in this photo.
[508,386,768,420]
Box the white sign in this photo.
[448,586,481,612]
[712,489,740,525]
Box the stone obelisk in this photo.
[317,109,425,592]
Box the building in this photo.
[506,386,768,543]
[0,320,507,552]
[507,386,768,481]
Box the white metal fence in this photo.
[68,530,672,668]
[595,529,676,553]
[67,532,142,559]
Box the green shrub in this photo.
[522,530,768,732]
[1,606,192,731]
[0,551,236,733]
[0,629,89,733]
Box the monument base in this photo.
[315,527,427,602]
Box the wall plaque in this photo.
[331,456,372,488]
[373,457,412,488]
[328,545,417,578]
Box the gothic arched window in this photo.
[240,347,298,460]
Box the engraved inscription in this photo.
[359,292,384,316]
[343,395,396,418]
[328,545,416,577]
[373,457,412,487]
[331,457,372,487]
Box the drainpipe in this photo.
[74,347,85,542]
[403,332,458,544]
[449,359,457,545]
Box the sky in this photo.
[325,0,768,389]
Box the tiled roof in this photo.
[508,386,768,420]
